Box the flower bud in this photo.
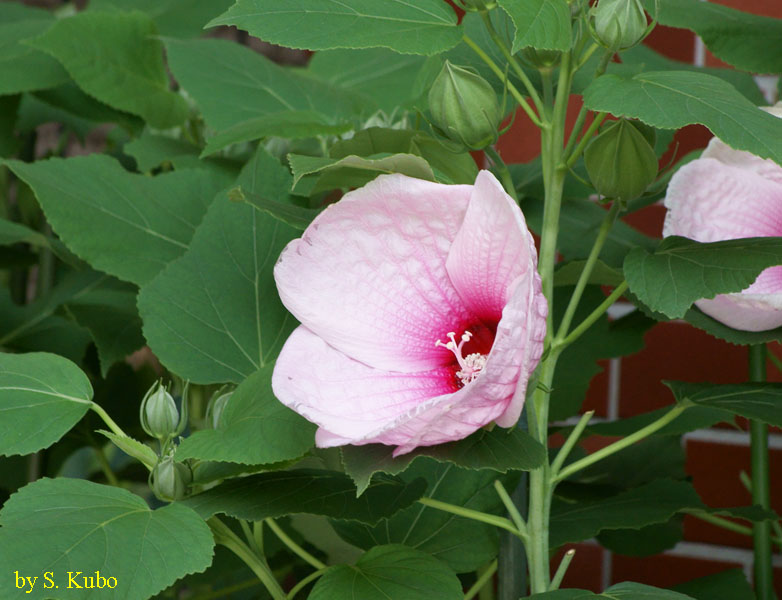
[206,389,233,429]
[521,47,561,69]
[584,118,659,203]
[151,454,192,501]
[140,381,180,441]
[592,0,648,50]
[428,61,502,150]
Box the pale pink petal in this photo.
[696,293,782,332]
[274,174,475,373]
[336,269,548,455]
[663,158,782,241]
[271,326,458,441]
[446,170,539,322]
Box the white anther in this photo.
[435,329,487,386]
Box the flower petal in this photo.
[274,174,474,372]
[446,170,538,322]
[271,326,458,441]
[696,293,782,332]
[663,158,782,241]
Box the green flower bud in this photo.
[584,119,659,203]
[521,47,561,69]
[592,0,648,50]
[140,381,180,441]
[151,454,192,501]
[206,389,233,429]
[428,61,502,150]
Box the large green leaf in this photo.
[644,0,782,74]
[528,582,696,599]
[137,149,299,383]
[341,427,545,495]
[0,6,69,95]
[583,71,782,166]
[165,38,361,134]
[309,544,462,600]
[0,352,92,457]
[665,380,782,428]
[183,469,426,525]
[498,0,572,53]
[6,156,223,285]
[0,478,214,600]
[288,153,436,190]
[27,11,188,128]
[333,460,506,573]
[672,569,755,600]
[175,366,316,464]
[234,187,321,231]
[88,0,234,38]
[207,0,463,56]
[683,306,782,346]
[549,479,702,547]
[624,236,782,319]
[307,49,431,114]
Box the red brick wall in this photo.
[496,2,782,593]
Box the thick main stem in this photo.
[748,344,776,600]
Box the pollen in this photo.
[435,330,487,385]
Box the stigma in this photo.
[435,330,488,386]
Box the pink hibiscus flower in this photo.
[663,103,782,332]
[271,170,548,456]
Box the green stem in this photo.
[208,517,286,600]
[241,519,263,558]
[418,497,522,536]
[548,548,575,591]
[564,112,608,170]
[463,35,544,129]
[265,518,327,570]
[749,344,776,600]
[286,569,326,599]
[550,411,595,476]
[465,560,499,600]
[93,443,119,486]
[89,402,128,439]
[479,11,545,115]
[552,403,688,484]
[485,146,518,201]
[555,202,621,341]
[684,509,782,549]
[557,281,629,350]
[494,480,529,540]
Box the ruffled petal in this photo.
[271,326,458,442]
[696,293,782,332]
[663,158,782,241]
[340,267,548,456]
[446,170,539,322]
[274,174,474,373]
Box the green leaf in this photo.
[644,0,782,74]
[28,11,188,128]
[598,518,683,557]
[341,427,545,495]
[671,568,755,600]
[0,9,69,95]
[233,187,320,231]
[0,352,92,457]
[63,278,145,376]
[310,544,462,600]
[333,461,507,573]
[164,38,361,133]
[288,153,436,189]
[624,236,782,319]
[308,49,431,114]
[550,479,702,547]
[137,148,299,383]
[528,582,696,599]
[498,0,572,53]
[683,305,782,345]
[665,380,782,428]
[207,0,463,56]
[183,469,426,524]
[88,0,234,38]
[202,112,354,157]
[0,218,48,248]
[175,366,315,464]
[0,478,214,600]
[583,71,782,166]
[98,430,158,470]
[6,156,224,285]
